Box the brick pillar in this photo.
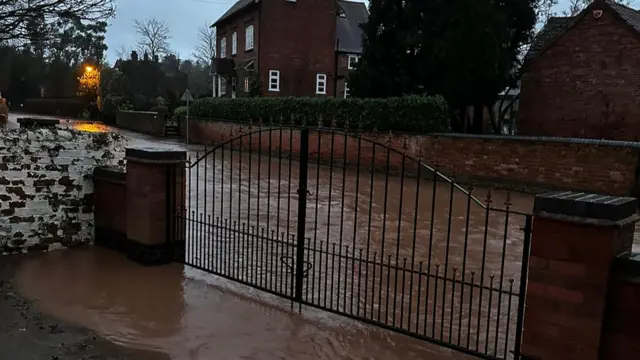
[125,147,186,265]
[522,192,637,360]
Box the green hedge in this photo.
[188,95,450,133]
[24,97,89,117]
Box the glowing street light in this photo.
[85,65,94,73]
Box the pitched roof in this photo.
[608,0,640,32]
[336,0,368,53]
[525,0,640,63]
[213,0,255,27]
[525,16,572,61]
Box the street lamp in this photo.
[85,65,94,73]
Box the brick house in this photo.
[210,0,368,98]
[519,0,640,141]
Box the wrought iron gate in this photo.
[171,124,532,360]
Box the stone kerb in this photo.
[522,192,638,360]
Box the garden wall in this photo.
[185,118,640,196]
[0,127,126,253]
[117,110,165,136]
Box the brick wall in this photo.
[0,127,125,253]
[116,110,165,136]
[519,7,640,141]
[601,256,640,360]
[186,119,640,196]
[93,166,127,250]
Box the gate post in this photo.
[125,147,186,265]
[521,192,637,360]
[294,127,309,302]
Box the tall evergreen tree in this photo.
[349,0,537,133]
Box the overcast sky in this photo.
[103,0,579,62]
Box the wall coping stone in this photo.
[429,133,640,148]
[118,110,159,116]
[614,253,640,278]
[94,166,126,184]
[534,191,638,221]
[126,147,186,164]
[17,117,60,128]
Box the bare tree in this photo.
[0,0,115,42]
[115,45,134,60]
[133,18,171,58]
[564,0,634,16]
[192,23,216,64]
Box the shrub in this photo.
[172,105,188,122]
[24,98,89,117]
[188,95,450,133]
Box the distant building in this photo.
[211,0,368,98]
[519,0,640,141]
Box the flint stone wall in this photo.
[0,127,126,253]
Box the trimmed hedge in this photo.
[24,97,89,117]
[188,95,450,133]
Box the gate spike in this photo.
[331,117,337,129]
[505,192,512,209]
[402,136,409,154]
[258,116,264,128]
[385,130,393,147]
[485,189,493,206]
[344,118,350,133]
[317,115,324,128]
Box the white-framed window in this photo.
[348,54,360,70]
[269,70,280,92]
[220,77,227,95]
[220,37,227,58]
[316,73,327,95]
[344,82,349,98]
[231,32,237,55]
[245,25,255,51]
[244,77,250,92]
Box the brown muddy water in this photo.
[16,247,476,360]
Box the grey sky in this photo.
[103,0,577,62]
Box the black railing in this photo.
[171,123,532,360]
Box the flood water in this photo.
[16,247,477,360]
[10,121,640,360]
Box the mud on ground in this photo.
[0,254,169,360]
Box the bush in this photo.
[172,105,188,122]
[24,98,89,117]
[188,95,450,133]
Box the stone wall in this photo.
[0,127,125,253]
[185,118,640,196]
[116,110,165,136]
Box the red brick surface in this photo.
[522,215,637,360]
[186,119,640,196]
[93,179,126,234]
[601,271,640,359]
[520,7,640,141]
[259,0,336,97]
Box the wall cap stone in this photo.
[534,191,637,222]
[126,147,186,164]
[430,132,640,149]
[614,253,640,278]
[17,117,60,128]
[94,166,126,184]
